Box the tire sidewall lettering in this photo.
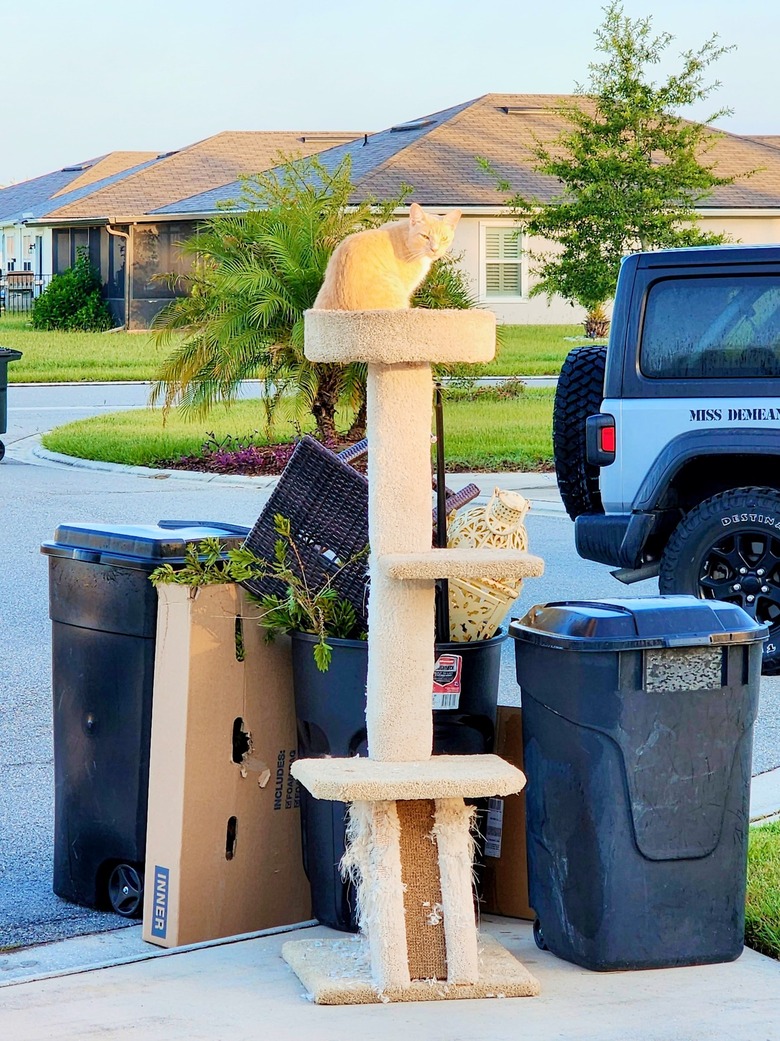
[720,513,780,530]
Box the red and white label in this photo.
[432,653,462,710]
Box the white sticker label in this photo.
[484,797,504,859]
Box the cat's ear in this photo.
[409,202,425,224]
[442,209,462,230]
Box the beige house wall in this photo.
[452,211,780,327]
[453,217,585,326]
[699,213,780,244]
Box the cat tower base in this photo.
[290,760,529,991]
[281,933,541,1005]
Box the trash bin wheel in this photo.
[107,862,144,918]
[0,441,5,462]
[533,918,549,951]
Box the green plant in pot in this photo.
[246,514,368,672]
[149,518,368,672]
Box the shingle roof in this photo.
[50,151,159,197]
[153,100,474,215]
[0,168,84,222]
[742,135,780,151]
[158,94,780,216]
[0,152,163,224]
[44,132,364,220]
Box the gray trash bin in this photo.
[0,347,22,461]
[509,595,766,971]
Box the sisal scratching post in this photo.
[284,309,544,1002]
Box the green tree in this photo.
[152,156,479,443]
[482,2,750,326]
[31,247,113,331]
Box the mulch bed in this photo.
[155,438,368,477]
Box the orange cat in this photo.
[314,202,461,310]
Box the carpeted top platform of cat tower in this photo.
[290,753,526,802]
[304,308,496,364]
[282,933,540,1005]
[379,547,544,581]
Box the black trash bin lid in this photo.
[509,595,768,651]
[40,520,250,570]
[0,348,23,361]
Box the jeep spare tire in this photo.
[553,344,607,520]
[659,486,780,675]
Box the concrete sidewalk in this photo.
[1,917,778,1041]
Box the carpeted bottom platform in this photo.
[281,933,540,1005]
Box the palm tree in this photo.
[151,154,479,442]
[150,155,403,442]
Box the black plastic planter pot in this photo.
[290,629,506,932]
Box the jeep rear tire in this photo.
[659,486,780,674]
[553,345,607,520]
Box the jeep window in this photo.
[640,275,780,378]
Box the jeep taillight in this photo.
[586,414,616,466]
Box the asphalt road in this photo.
[1,384,778,951]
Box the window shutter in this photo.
[483,226,522,297]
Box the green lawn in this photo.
[2,315,587,382]
[0,315,170,383]
[15,313,565,470]
[41,389,555,472]
[486,323,595,376]
[746,821,780,960]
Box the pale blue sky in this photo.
[2,0,777,186]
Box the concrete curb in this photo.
[30,442,279,489]
[0,920,318,989]
[26,439,562,498]
[750,765,780,824]
[11,375,559,389]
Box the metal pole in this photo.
[434,384,450,643]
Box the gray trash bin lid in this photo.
[509,595,768,652]
[41,520,249,570]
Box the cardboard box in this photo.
[481,705,535,920]
[142,584,311,947]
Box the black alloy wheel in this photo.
[659,487,780,674]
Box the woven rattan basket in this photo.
[241,437,483,634]
[446,489,531,642]
[242,436,370,629]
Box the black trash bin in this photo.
[292,629,505,932]
[0,347,22,461]
[509,595,766,971]
[41,520,249,917]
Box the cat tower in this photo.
[283,308,544,1003]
